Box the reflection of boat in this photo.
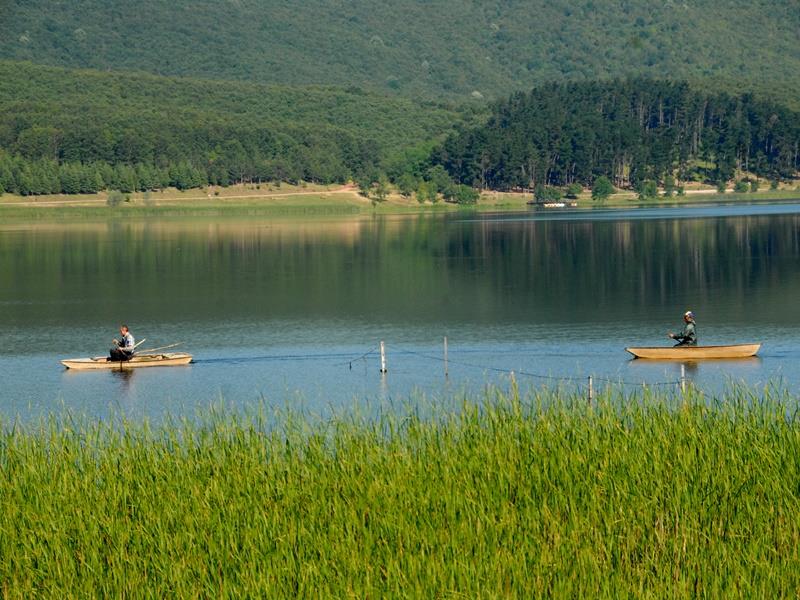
[61,353,193,370]
[625,344,761,360]
[526,201,579,208]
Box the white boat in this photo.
[61,352,193,370]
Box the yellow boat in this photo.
[626,344,761,360]
[61,352,193,370]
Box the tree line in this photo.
[0,60,464,196]
[433,79,800,191]
[0,152,209,196]
[3,69,799,201]
[0,123,386,196]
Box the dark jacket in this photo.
[673,321,697,346]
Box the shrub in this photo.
[591,176,614,202]
[357,177,373,198]
[396,173,417,198]
[636,180,658,200]
[733,180,749,193]
[415,181,430,204]
[374,176,390,202]
[106,190,127,206]
[534,184,562,202]
[663,174,676,196]
[450,184,479,205]
[565,183,582,199]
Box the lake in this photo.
[2,202,800,421]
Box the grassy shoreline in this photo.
[1,185,799,220]
[1,387,799,596]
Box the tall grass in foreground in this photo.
[1,386,799,597]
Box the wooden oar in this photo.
[136,342,184,354]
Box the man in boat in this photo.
[109,325,136,361]
[668,311,697,346]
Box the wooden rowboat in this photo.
[61,352,193,370]
[626,344,761,360]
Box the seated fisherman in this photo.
[110,325,136,361]
[668,311,697,346]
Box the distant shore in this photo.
[1,182,799,220]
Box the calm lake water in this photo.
[2,202,800,421]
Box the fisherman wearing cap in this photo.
[668,311,697,346]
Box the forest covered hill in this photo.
[0,61,467,195]
[433,79,800,192]
[3,61,797,200]
[1,2,799,198]
[1,0,799,102]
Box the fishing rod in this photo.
[136,342,185,354]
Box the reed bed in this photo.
[1,385,799,597]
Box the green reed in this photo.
[1,385,799,597]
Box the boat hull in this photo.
[625,344,761,360]
[61,353,193,370]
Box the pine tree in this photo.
[60,163,81,194]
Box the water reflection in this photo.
[626,357,763,379]
[2,210,799,332]
[110,369,136,388]
[1,204,800,418]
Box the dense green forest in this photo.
[433,80,800,191]
[2,62,798,199]
[0,61,466,195]
[1,0,799,103]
